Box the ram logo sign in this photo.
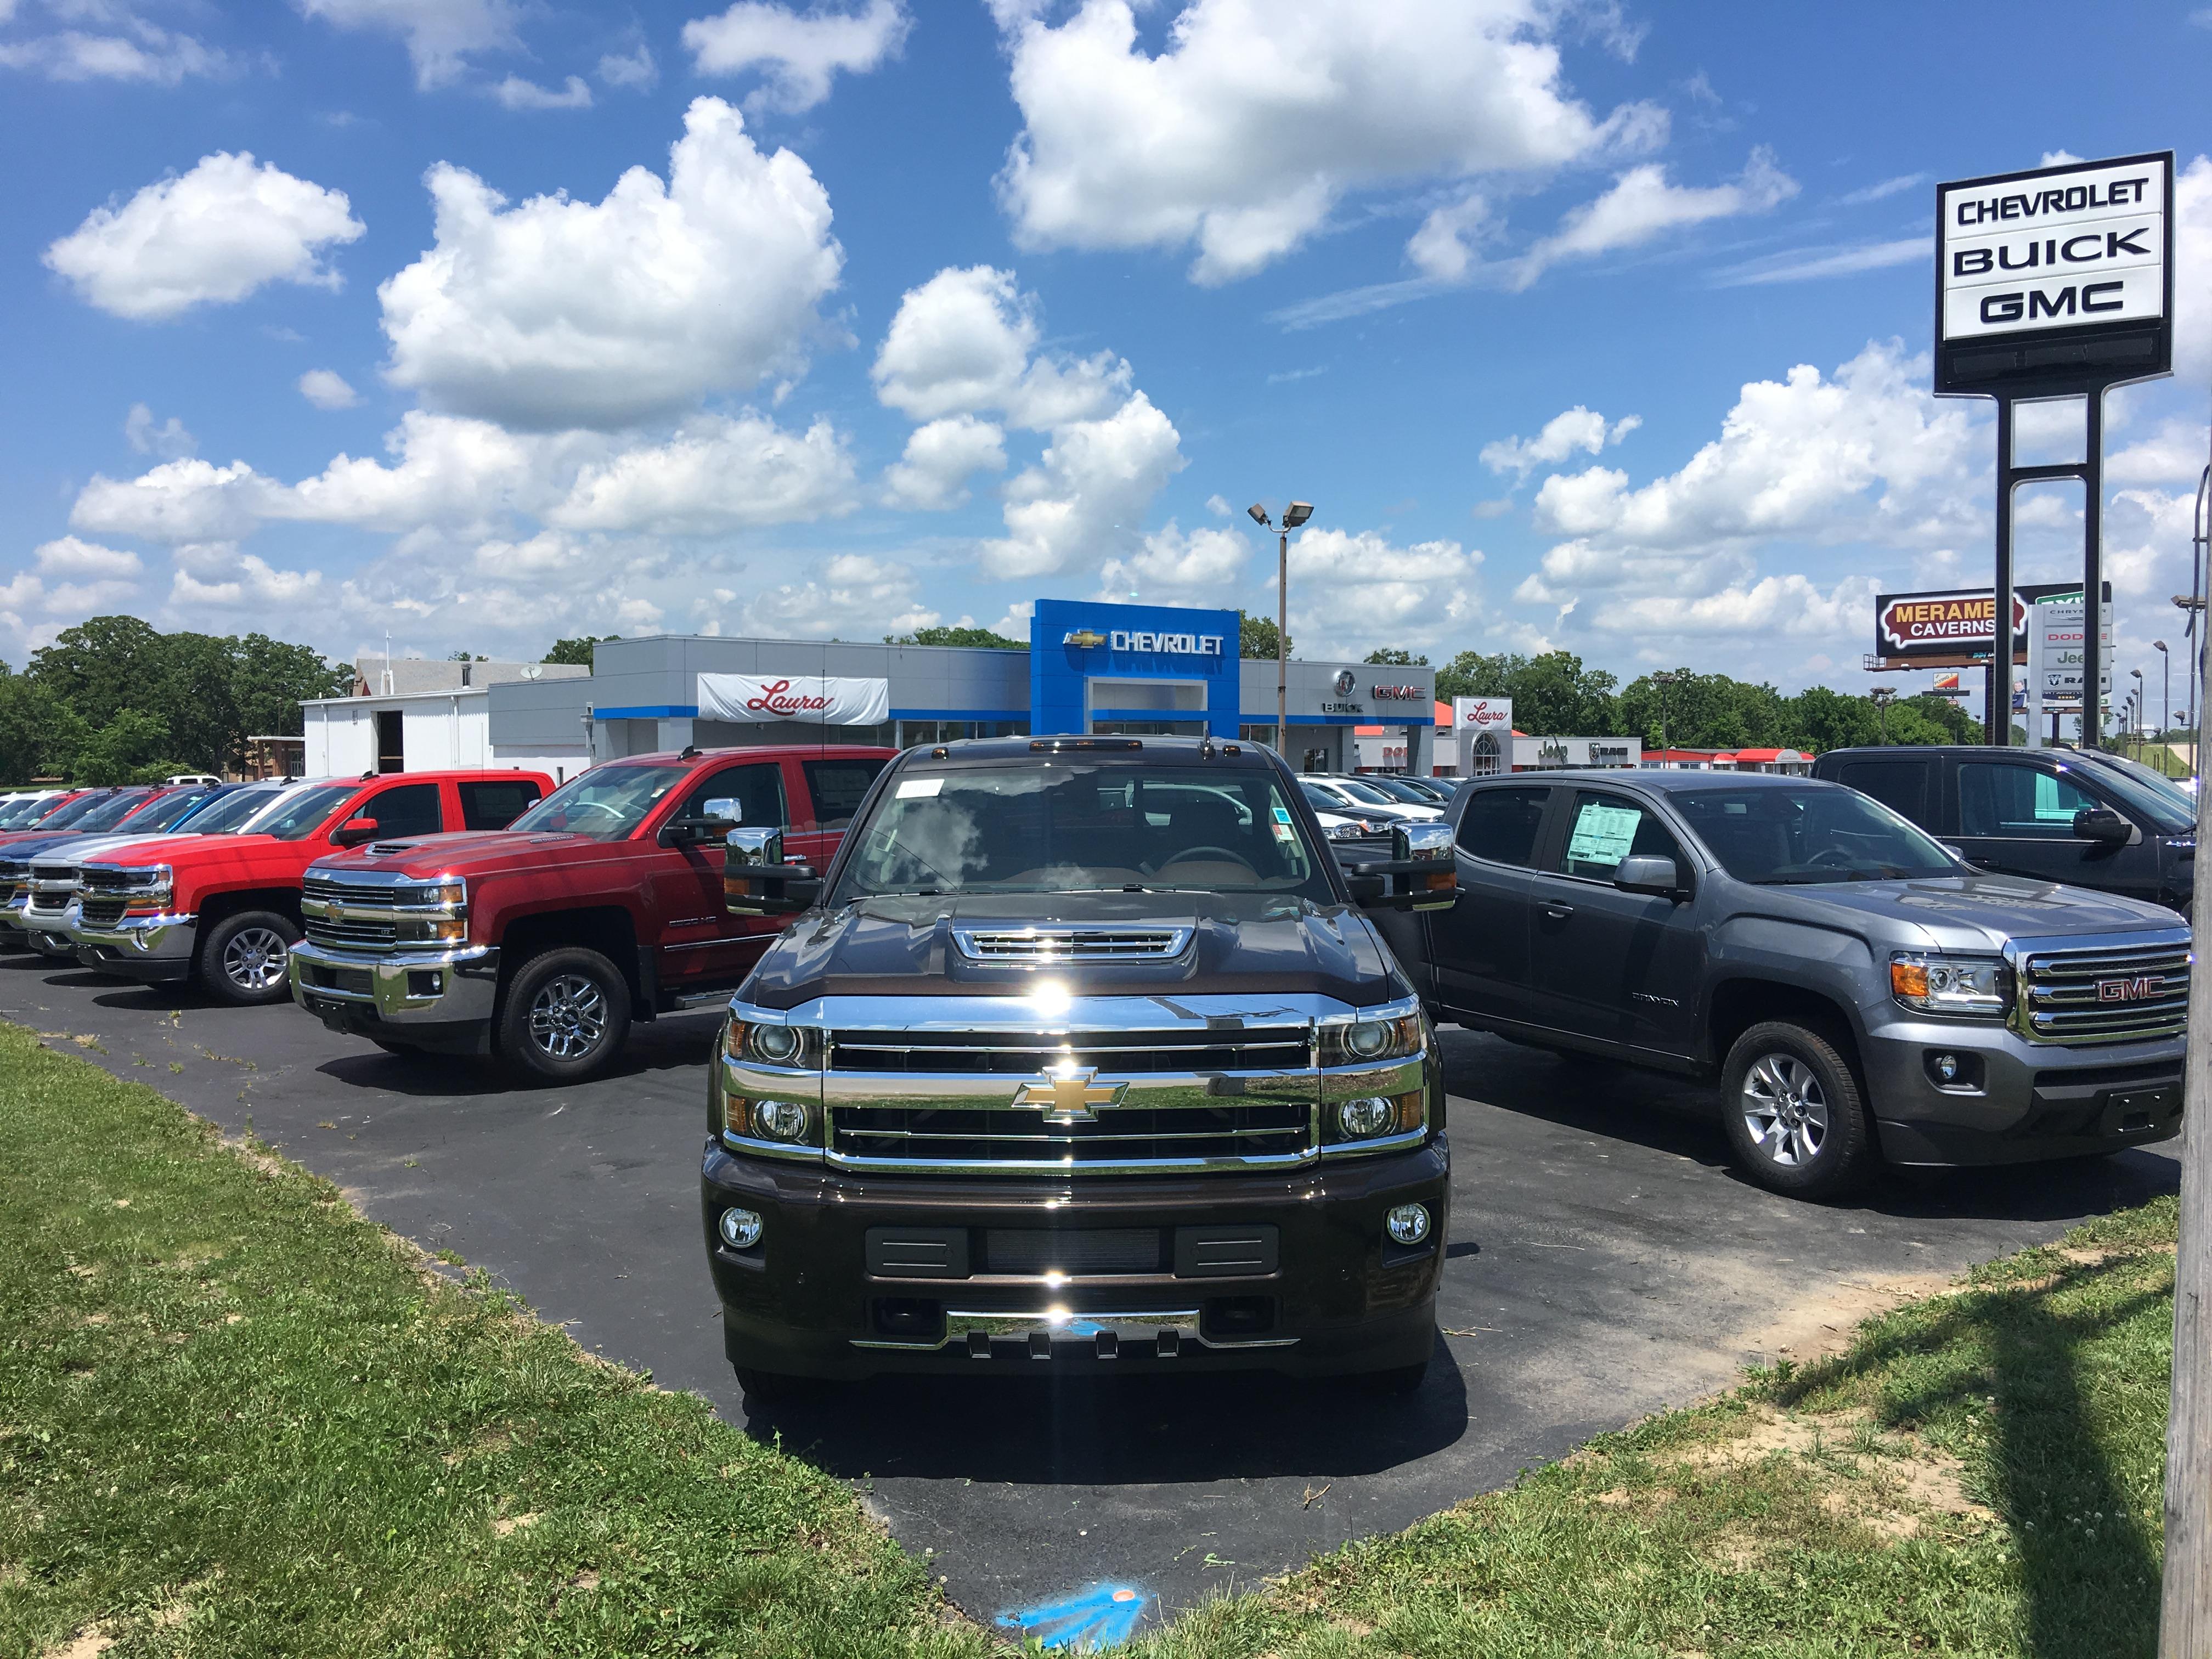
[2096,975,2164,1004]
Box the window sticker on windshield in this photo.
[1273,820,1296,843]
[895,777,944,799]
[1272,806,1291,823]
[1566,802,1641,868]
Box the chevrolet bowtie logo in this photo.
[1062,629,1108,649]
[1015,1063,1127,1124]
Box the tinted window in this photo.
[259,784,365,841]
[686,762,786,831]
[1454,787,1549,867]
[67,789,158,832]
[357,782,443,839]
[2075,754,2196,834]
[1958,764,2097,839]
[1837,759,1930,826]
[37,794,112,828]
[458,778,543,830]
[509,762,691,842]
[798,758,887,831]
[1676,786,1960,883]
[179,787,285,834]
[1556,792,1684,879]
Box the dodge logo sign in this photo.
[2096,975,2163,1004]
[1332,669,1357,696]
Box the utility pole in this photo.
[1870,685,1895,744]
[1248,501,1313,762]
[2160,602,2212,1657]
[1652,671,1682,769]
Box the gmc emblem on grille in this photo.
[2096,975,2163,1003]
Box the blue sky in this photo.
[1,1,2207,719]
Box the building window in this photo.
[375,709,404,773]
[1470,731,1501,776]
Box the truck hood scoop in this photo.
[744,889,1408,1007]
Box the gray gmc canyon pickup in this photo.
[698,735,1455,1398]
[1378,770,2187,1198]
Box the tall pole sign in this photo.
[1934,151,2173,747]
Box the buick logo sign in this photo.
[2096,975,2163,1003]
[1332,669,1356,696]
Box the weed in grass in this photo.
[0,1022,986,1659]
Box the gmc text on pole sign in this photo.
[1935,151,2173,396]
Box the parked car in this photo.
[66,770,552,1005]
[1371,769,2186,1198]
[1812,744,2195,915]
[1359,774,1454,808]
[0,787,127,851]
[286,746,893,1081]
[0,789,73,828]
[1307,775,1446,821]
[700,734,1454,1398]
[7,782,282,956]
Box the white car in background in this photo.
[1303,774,1445,822]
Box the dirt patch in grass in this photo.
[1730,1270,1956,1368]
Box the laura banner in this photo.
[697,674,890,725]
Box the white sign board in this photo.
[2029,600,2115,697]
[697,674,890,726]
[1452,696,1512,734]
[1939,155,2169,345]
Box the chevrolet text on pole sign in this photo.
[1937,151,2172,395]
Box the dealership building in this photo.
[302,599,1438,782]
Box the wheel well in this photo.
[498,906,642,1005]
[197,888,303,928]
[1707,978,1864,1085]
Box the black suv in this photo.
[1812,746,2195,915]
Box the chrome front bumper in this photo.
[69,905,201,977]
[289,938,503,1029]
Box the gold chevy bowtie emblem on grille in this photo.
[1015,1064,1127,1124]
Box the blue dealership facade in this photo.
[475,598,1436,775]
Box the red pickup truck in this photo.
[287,744,893,1081]
[69,770,552,1005]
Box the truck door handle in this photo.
[1541,903,1575,920]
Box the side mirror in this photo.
[724,826,816,916]
[1345,821,1461,912]
[2073,806,2132,845]
[330,816,380,848]
[1613,853,1683,896]
[702,797,741,825]
[662,797,746,846]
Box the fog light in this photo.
[1385,1204,1431,1246]
[718,1206,764,1249]
[1934,1052,1959,1083]
[752,1099,811,1143]
[1337,1096,1395,1138]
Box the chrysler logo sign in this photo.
[2096,975,2164,1004]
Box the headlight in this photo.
[749,1023,804,1065]
[1326,821,1366,842]
[1890,952,2012,1018]
[1336,1097,1395,1138]
[126,866,173,910]
[415,877,466,907]
[751,1100,811,1143]
[1321,1013,1424,1066]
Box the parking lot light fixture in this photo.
[1248,500,1316,759]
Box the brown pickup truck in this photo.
[289,744,894,1080]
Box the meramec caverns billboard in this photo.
[1873,583,2091,662]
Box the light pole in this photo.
[2132,668,2146,758]
[1870,685,1895,744]
[1651,671,1683,768]
[1248,500,1314,761]
[2155,641,2171,764]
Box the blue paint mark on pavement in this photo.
[996,1582,1149,1650]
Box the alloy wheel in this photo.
[223,926,290,992]
[1739,1052,1830,1168]
[528,972,608,1062]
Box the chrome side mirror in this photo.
[1384,819,1459,912]
[701,797,741,825]
[725,826,783,864]
[1393,820,1453,865]
[1613,854,1683,897]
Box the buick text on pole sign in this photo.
[1936,151,2172,396]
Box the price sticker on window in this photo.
[1566,802,1641,869]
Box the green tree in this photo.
[26,616,168,731]
[544,635,620,668]
[1620,670,1792,752]
[69,709,180,785]
[884,625,1025,650]
[1434,650,1521,703]
[1238,613,1290,660]
[1364,648,1427,666]
[1499,651,1618,735]
[0,668,82,783]
[229,634,353,744]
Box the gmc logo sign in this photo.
[2096,975,2163,1003]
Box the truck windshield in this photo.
[507,762,693,841]
[122,788,221,833]
[256,783,365,841]
[836,762,1332,899]
[2076,754,2196,834]
[0,795,50,827]
[180,786,287,834]
[1674,786,1965,884]
[60,790,155,833]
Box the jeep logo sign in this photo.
[2096,975,2164,1004]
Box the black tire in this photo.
[195,909,302,1006]
[495,946,631,1083]
[1719,1020,1876,1199]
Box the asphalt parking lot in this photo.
[2,949,2180,1636]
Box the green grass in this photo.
[1132,1198,2179,1659]
[0,1022,986,1658]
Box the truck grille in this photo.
[0,862,23,905]
[2016,939,2191,1045]
[952,926,1192,963]
[831,1026,1311,1076]
[303,916,400,950]
[823,1025,1314,1171]
[25,868,78,920]
[78,897,128,928]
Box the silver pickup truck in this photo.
[1376,769,2187,1198]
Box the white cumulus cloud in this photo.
[1480,405,1638,481]
[298,369,360,410]
[881,414,1007,510]
[683,0,909,113]
[597,42,656,88]
[1508,146,1797,288]
[44,151,365,321]
[1283,528,1483,656]
[2107,420,2208,486]
[293,0,520,90]
[377,97,843,430]
[986,393,1185,579]
[871,265,1125,430]
[124,403,195,459]
[548,413,856,534]
[743,551,939,639]
[489,73,591,110]
[992,0,1661,285]
[0,6,234,82]
[1098,521,1248,604]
